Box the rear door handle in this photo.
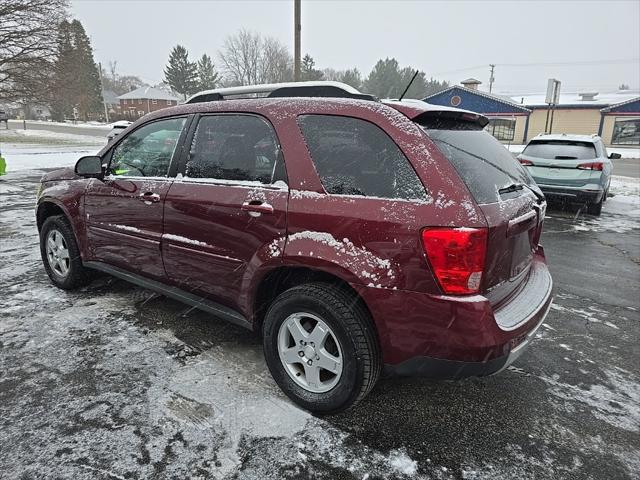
[139,192,160,203]
[241,201,274,216]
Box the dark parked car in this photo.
[36,82,552,413]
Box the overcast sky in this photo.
[71,0,640,94]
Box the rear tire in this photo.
[587,198,603,216]
[40,215,92,290]
[262,282,381,414]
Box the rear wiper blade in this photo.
[498,183,524,195]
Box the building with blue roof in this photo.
[425,79,639,147]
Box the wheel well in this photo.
[36,202,66,231]
[253,267,376,334]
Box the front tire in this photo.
[40,215,92,290]
[262,283,381,414]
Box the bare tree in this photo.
[261,36,293,83]
[219,29,292,86]
[0,0,69,102]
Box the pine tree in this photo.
[363,58,448,99]
[196,54,219,91]
[338,68,362,90]
[300,54,323,81]
[69,20,103,120]
[50,20,74,121]
[50,19,103,121]
[164,45,198,99]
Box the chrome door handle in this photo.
[241,201,274,216]
[139,192,160,203]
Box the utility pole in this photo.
[294,0,301,82]
[489,64,495,93]
[98,62,109,123]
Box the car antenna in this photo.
[398,69,419,101]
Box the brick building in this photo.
[117,86,179,120]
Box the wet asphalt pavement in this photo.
[0,170,638,480]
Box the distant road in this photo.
[613,158,640,178]
[7,120,109,138]
[5,120,639,178]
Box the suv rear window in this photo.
[522,140,597,160]
[419,122,534,204]
[298,115,428,201]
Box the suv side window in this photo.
[298,115,427,200]
[185,114,285,184]
[109,117,186,177]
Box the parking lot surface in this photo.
[1,170,638,479]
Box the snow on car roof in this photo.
[188,81,363,101]
[530,133,600,143]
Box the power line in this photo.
[429,58,639,77]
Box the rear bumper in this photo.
[352,249,553,379]
[538,183,604,203]
[384,300,551,378]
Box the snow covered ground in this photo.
[7,119,113,129]
[0,129,103,172]
[0,144,101,173]
[1,128,105,145]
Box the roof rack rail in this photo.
[185,81,377,104]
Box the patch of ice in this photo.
[540,367,640,432]
[387,449,418,476]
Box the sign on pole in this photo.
[545,79,561,105]
[545,79,561,133]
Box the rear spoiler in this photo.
[413,110,489,129]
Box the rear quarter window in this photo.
[423,126,534,204]
[297,115,428,201]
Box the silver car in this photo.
[517,134,621,215]
[106,120,132,142]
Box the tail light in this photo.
[577,162,604,171]
[421,227,488,295]
[518,158,534,166]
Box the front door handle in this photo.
[241,201,274,216]
[139,192,160,203]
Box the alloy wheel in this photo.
[45,229,70,278]
[277,312,343,393]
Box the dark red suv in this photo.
[36,82,552,413]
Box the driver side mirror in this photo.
[75,155,103,178]
[609,152,622,159]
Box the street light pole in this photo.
[294,0,301,81]
[489,64,495,93]
[98,62,109,123]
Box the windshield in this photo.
[419,123,537,204]
[522,140,597,160]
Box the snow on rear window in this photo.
[297,115,428,201]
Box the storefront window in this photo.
[611,117,640,145]
[484,118,516,141]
